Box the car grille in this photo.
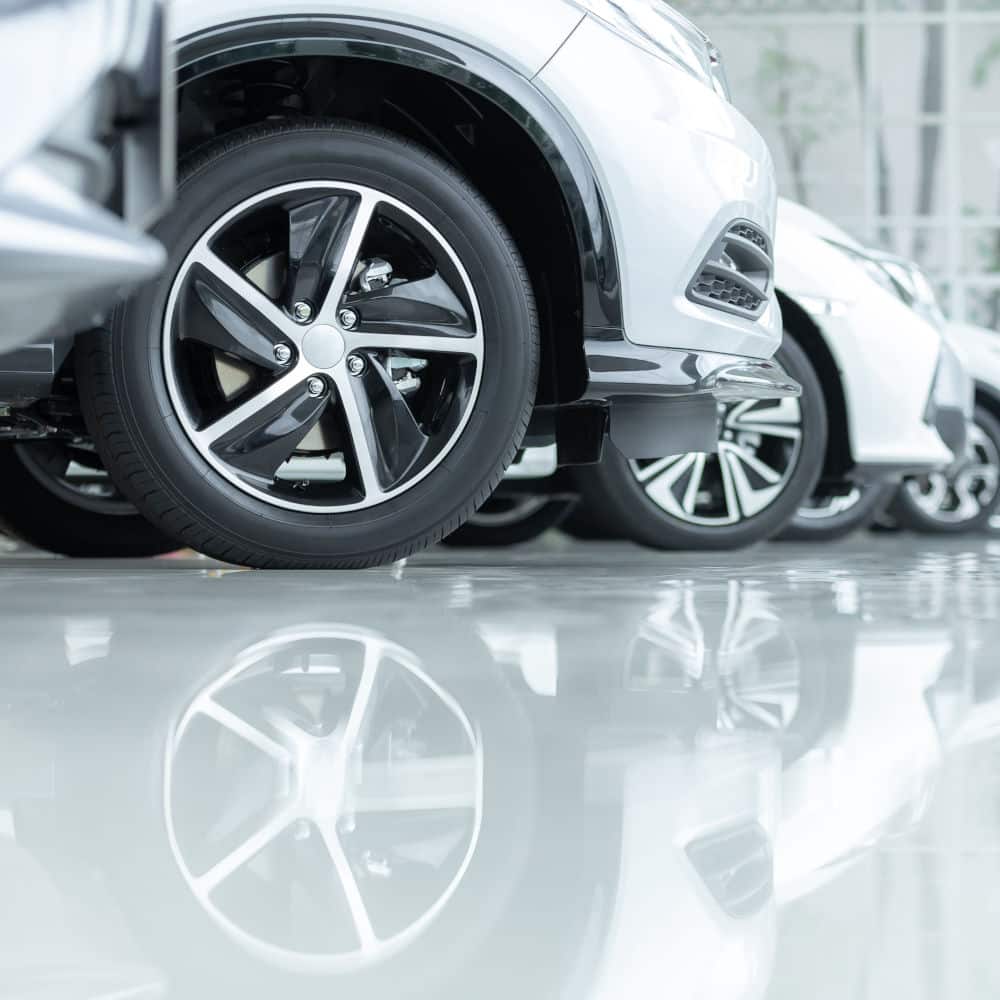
[687,220,773,320]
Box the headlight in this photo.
[822,239,945,326]
[878,256,946,327]
[823,240,908,303]
[569,0,731,101]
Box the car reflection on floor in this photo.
[1,536,999,999]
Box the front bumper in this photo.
[522,339,801,469]
[0,0,171,355]
[537,15,781,361]
[582,338,800,460]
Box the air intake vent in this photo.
[692,272,765,313]
[687,220,773,320]
[685,821,773,919]
[728,223,769,253]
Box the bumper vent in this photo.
[685,821,773,919]
[687,220,773,320]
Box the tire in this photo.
[443,496,575,547]
[776,480,895,543]
[558,500,622,541]
[572,334,827,551]
[889,404,1000,534]
[76,121,538,569]
[0,441,179,558]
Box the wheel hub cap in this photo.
[301,324,346,370]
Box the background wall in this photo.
[675,0,1000,329]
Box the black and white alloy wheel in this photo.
[161,180,485,514]
[0,441,178,557]
[890,404,1000,534]
[76,123,538,569]
[628,395,804,527]
[573,336,826,551]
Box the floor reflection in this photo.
[1,537,999,999]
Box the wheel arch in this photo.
[975,382,1000,424]
[174,16,623,405]
[776,289,853,480]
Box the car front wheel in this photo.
[572,335,826,551]
[76,122,538,568]
[889,404,1000,534]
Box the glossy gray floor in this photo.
[2,533,1000,1000]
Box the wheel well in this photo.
[976,384,1000,423]
[776,290,853,479]
[176,55,588,406]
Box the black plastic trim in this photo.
[852,462,929,483]
[934,405,969,460]
[175,15,623,334]
[686,218,772,320]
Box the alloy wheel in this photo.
[904,422,1000,525]
[163,181,484,513]
[628,397,803,526]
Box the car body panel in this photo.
[777,199,955,471]
[945,321,1000,406]
[0,0,170,355]
[172,0,584,78]
[537,14,782,358]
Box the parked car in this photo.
[887,321,1000,534]
[0,1,796,568]
[0,0,176,558]
[449,198,971,549]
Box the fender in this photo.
[176,15,623,334]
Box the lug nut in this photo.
[338,308,359,331]
[347,354,367,377]
[306,376,326,398]
[273,343,293,365]
[292,301,313,324]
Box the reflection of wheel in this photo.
[0,441,178,557]
[87,612,536,998]
[77,122,538,569]
[573,336,826,550]
[776,481,894,543]
[890,405,1000,534]
[166,626,482,974]
[443,496,575,547]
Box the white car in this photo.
[0,1,793,568]
[887,321,1000,534]
[0,0,172,354]
[0,0,177,560]
[450,198,971,549]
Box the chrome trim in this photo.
[583,337,801,405]
[709,360,802,403]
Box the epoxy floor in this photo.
[2,533,1000,999]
